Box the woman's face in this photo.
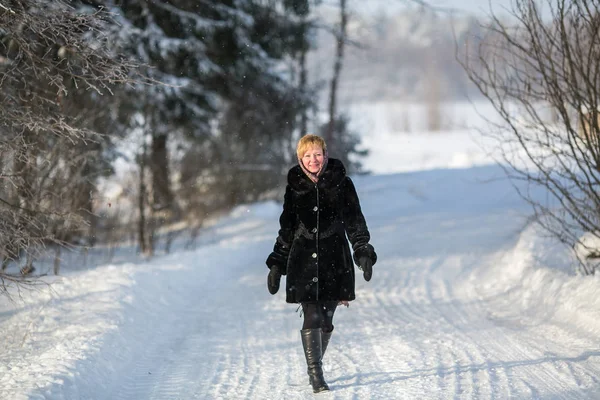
[302,145,324,174]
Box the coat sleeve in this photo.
[341,177,377,266]
[265,184,295,275]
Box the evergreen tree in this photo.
[75,0,313,218]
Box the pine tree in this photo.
[74,0,313,218]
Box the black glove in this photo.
[267,266,282,294]
[358,257,373,282]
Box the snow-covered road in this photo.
[3,165,600,399]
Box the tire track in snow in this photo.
[239,327,260,400]
[384,256,457,397]
[400,252,523,400]
[530,322,600,394]
[327,338,361,390]
[362,257,443,397]
[148,328,223,400]
[508,328,600,398]
[326,258,433,399]
[431,257,521,400]
[427,279,475,400]
[421,255,492,399]
[440,291,492,400]
[86,241,274,400]
[104,275,198,400]
[358,254,486,398]
[430,265,503,400]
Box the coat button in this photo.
[312,228,317,233]
[313,277,318,282]
[312,253,317,258]
[313,206,318,212]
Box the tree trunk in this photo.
[138,141,148,255]
[326,0,348,148]
[54,246,61,275]
[150,132,173,212]
[299,45,308,135]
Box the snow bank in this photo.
[466,224,600,339]
[0,265,137,399]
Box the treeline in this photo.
[310,5,486,104]
[0,0,364,281]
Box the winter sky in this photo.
[352,0,547,19]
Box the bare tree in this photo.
[459,0,600,274]
[0,0,134,293]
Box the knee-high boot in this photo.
[300,329,330,393]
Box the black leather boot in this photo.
[300,329,330,393]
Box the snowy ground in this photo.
[3,103,600,399]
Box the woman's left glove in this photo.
[358,257,373,282]
[267,266,283,294]
[354,244,376,282]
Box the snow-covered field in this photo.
[3,102,600,399]
[346,101,504,174]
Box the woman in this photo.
[266,134,377,393]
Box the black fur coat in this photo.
[266,158,377,303]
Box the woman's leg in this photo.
[321,301,338,333]
[300,301,338,331]
[320,302,337,360]
[301,302,324,330]
[300,302,330,392]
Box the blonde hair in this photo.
[296,134,327,160]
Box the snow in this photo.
[346,101,504,174]
[3,101,600,399]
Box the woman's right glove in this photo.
[267,266,282,294]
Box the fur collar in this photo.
[288,158,346,191]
